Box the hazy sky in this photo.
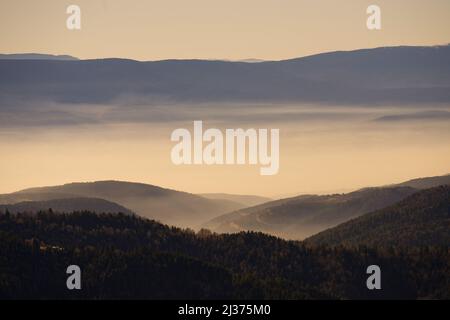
[1,1,449,197]
[1,0,450,60]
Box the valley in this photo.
[0,173,448,241]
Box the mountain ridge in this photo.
[1,45,449,105]
[0,180,244,228]
[204,174,450,239]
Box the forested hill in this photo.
[306,185,450,247]
[0,210,448,299]
[0,197,134,216]
[0,180,244,228]
[204,186,417,239]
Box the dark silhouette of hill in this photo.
[0,181,244,228]
[1,45,449,105]
[0,197,133,215]
[306,186,450,247]
[0,210,448,299]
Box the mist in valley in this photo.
[1,101,449,199]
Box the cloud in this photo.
[374,110,450,122]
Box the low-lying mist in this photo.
[1,101,449,197]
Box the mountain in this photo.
[306,186,450,247]
[393,174,450,189]
[1,210,448,299]
[0,197,134,215]
[199,193,272,207]
[0,53,78,61]
[204,186,418,240]
[1,45,449,106]
[0,181,244,228]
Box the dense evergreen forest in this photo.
[0,209,448,299]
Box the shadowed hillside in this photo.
[205,174,450,240]
[306,186,450,247]
[204,187,418,239]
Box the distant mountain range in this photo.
[0,53,78,61]
[1,45,449,105]
[204,174,450,239]
[306,185,450,247]
[0,181,244,228]
[1,174,448,238]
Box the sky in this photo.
[1,0,450,61]
[0,1,449,196]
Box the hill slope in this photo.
[0,181,243,228]
[204,186,418,239]
[306,186,450,247]
[394,174,450,189]
[205,174,450,240]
